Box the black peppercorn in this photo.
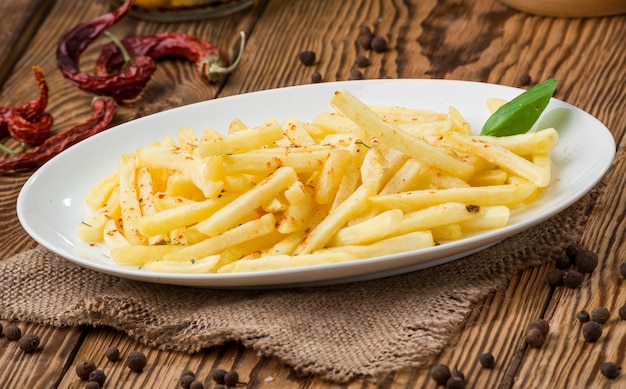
[430,364,451,384]
[310,71,322,83]
[529,319,550,336]
[582,321,602,342]
[349,69,363,80]
[601,362,621,379]
[224,370,240,387]
[479,353,496,369]
[575,250,598,273]
[619,305,626,320]
[88,369,106,386]
[590,306,610,324]
[105,346,120,361]
[620,262,626,278]
[180,374,195,388]
[546,269,564,286]
[525,327,546,348]
[298,51,316,66]
[555,254,572,270]
[355,54,370,68]
[85,381,100,389]
[211,369,228,384]
[126,350,147,372]
[18,333,40,353]
[189,380,204,389]
[519,74,531,86]
[446,375,466,389]
[563,269,584,288]
[466,204,480,213]
[358,25,372,37]
[576,310,590,323]
[0,322,3,337]
[566,243,584,260]
[371,36,388,52]
[76,359,97,380]
[4,324,21,341]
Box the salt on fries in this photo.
[78,89,558,274]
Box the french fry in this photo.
[78,188,121,242]
[331,89,474,178]
[143,255,221,273]
[110,244,184,266]
[195,167,297,237]
[329,209,403,246]
[197,121,284,157]
[370,182,536,212]
[164,213,277,262]
[315,230,435,259]
[85,169,119,210]
[217,252,357,273]
[118,154,147,245]
[443,131,550,187]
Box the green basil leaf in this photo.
[480,79,558,137]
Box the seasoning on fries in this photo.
[78,89,559,273]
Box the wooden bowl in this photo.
[499,0,626,17]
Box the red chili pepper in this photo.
[0,66,53,146]
[56,0,156,103]
[0,97,117,172]
[95,31,246,84]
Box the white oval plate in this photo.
[17,79,615,288]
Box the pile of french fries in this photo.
[78,90,559,274]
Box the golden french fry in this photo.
[371,182,536,212]
[85,169,119,210]
[78,188,121,242]
[143,255,221,273]
[315,230,435,259]
[443,131,550,187]
[103,217,131,249]
[118,154,147,245]
[331,89,474,178]
[195,166,297,237]
[217,252,356,273]
[110,244,184,266]
[221,147,331,175]
[197,121,284,157]
[329,209,403,246]
[395,202,483,236]
[166,213,277,262]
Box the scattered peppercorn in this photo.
[180,374,195,388]
[430,364,451,384]
[355,54,370,68]
[525,327,546,348]
[0,322,3,336]
[358,25,372,37]
[619,305,626,320]
[446,375,466,389]
[566,243,584,260]
[224,370,240,387]
[4,324,22,341]
[529,319,550,336]
[546,269,564,286]
[17,333,40,353]
[76,359,97,380]
[620,262,626,278]
[189,380,204,389]
[126,350,147,372]
[298,51,316,66]
[582,321,602,342]
[85,381,100,389]
[555,254,572,270]
[466,204,480,213]
[479,353,496,369]
[358,26,373,50]
[349,69,363,80]
[601,362,621,379]
[450,368,465,381]
[519,74,531,86]
[563,269,584,288]
[591,307,610,324]
[88,369,106,386]
[211,369,228,384]
[576,310,590,323]
[575,250,598,273]
[371,36,388,52]
[105,346,120,361]
[311,71,323,83]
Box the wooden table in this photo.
[1,0,625,387]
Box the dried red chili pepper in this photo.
[56,0,156,103]
[0,97,117,172]
[95,31,246,84]
[0,66,53,147]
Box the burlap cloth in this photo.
[0,190,598,383]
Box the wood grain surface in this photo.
[0,0,625,387]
